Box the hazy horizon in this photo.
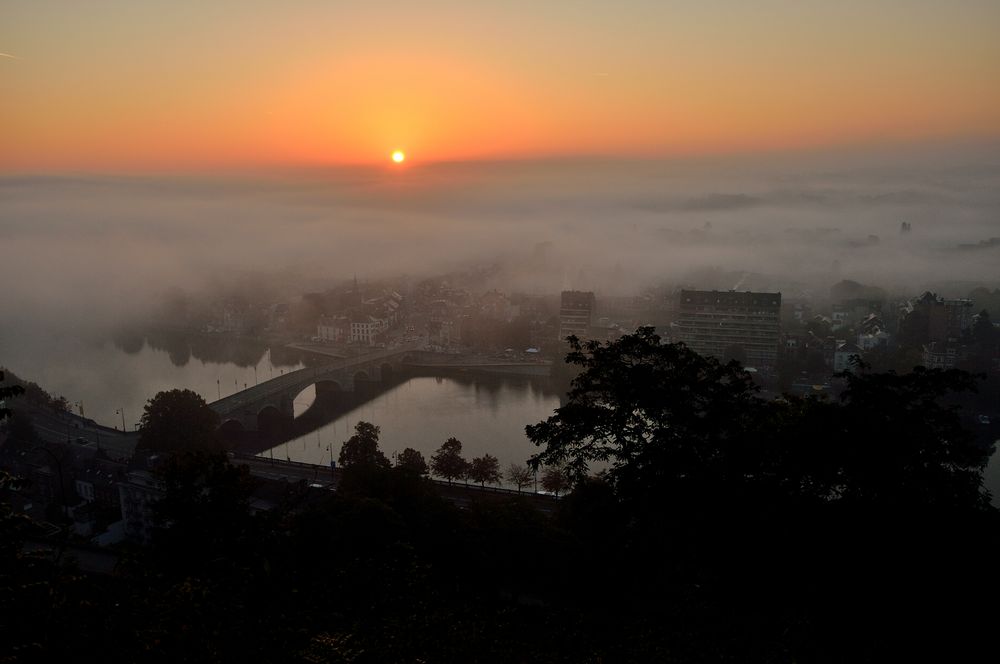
[2,143,999,342]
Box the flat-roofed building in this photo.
[675,290,781,368]
[559,290,595,341]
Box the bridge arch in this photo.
[315,379,344,395]
[379,362,395,382]
[219,418,245,445]
[220,419,244,432]
[257,404,288,434]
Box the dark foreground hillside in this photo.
[2,330,999,663]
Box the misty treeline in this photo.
[2,329,999,662]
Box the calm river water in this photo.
[3,328,998,502]
[0,329,562,471]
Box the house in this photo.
[833,341,863,373]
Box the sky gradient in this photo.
[2,1,999,170]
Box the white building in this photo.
[351,315,387,346]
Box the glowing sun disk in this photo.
[391,150,405,163]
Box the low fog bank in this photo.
[2,144,999,341]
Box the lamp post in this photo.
[115,408,126,432]
[254,365,258,386]
[217,379,221,400]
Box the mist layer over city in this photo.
[3,146,999,332]
[3,2,1000,662]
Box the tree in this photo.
[339,421,390,469]
[0,370,25,421]
[139,388,221,452]
[506,463,534,492]
[395,447,429,476]
[828,362,990,509]
[527,327,992,513]
[526,327,759,499]
[430,437,469,484]
[152,451,259,569]
[540,465,570,496]
[468,454,501,487]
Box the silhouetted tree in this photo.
[152,451,259,569]
[139,388,221,452]
[430,437,468,484]
[530,327,994,512]
[0,371,25,421]
[395,447,429,476]
[527,328,759,501]
[468,454,501,486]
[540,464,570,495]
[506,463,534,492]
[339,421,390,469]
[827,362,990,509]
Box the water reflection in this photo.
[3,327,306,430]
[113,328,307,369]
[251,372,567,472]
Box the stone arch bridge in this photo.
[209,346,415,431]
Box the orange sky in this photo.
[2,1,999,170]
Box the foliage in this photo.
[395,447,429,476]
[138,388,221,452]
[527,327,760,499]
[505,463,534,492]
[430,437,469,483]
[540,464,570,495]
[828,362,990,509]
[467,454,501,486]
[3,333,999,662]
[338,421,390,469]
[0,368,67,415]
[528,327,993,511]
[0,371,26,421]
[151,450,260,569]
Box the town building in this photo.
[910,292,974,342]
[921,341,964,369]
[559,290,595,341]
[350,314,387,346]
[675,290,782,368]
[118,469,164,544]
[317,314,350,342]
[833,341,863,373]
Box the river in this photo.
[2,327,998,501]
[0,328,563,472]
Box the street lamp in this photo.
[115,408,126,432]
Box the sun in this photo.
[391,150,405,164]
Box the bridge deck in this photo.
[209,345,413,415]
